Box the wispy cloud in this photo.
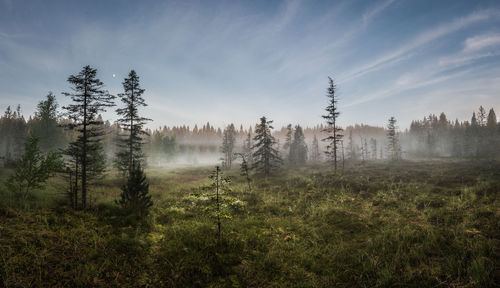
[340,9,500,83]
[362,0,396,26]
[464,33,500,52]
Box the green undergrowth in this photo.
[1,161,499,287]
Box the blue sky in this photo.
[1,0,499,129]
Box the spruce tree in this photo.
[115,70,151,175]
[289,125,307,165]
[386,116,401,160]
[7,135,62,201]
[283,124,293,161]
[118,162,153,217]
[311,134,321,162]
[486,108,497,157]
[236,153,252,192]
[251,116,282,176]
[322,77,343,171]
[62,65,115,209]
[220,124,236,169]
[30,92,64,151]
[370,138,377,160]
[347,130,357,161]
[242,131,253,167]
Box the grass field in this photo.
[1,160,499,287]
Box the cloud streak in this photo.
[340,9,500,84]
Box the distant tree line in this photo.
[408,107,499,159]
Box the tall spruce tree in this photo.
[62,65,115,209]
[322,77,343,171]
[370,138,377,160]
[283,124,293,161]
[251,116,282,176]
[289,125,308,165]
[220,124,236,169]
[30,92,64,151]
[115,70,151,175]
[117,162,153,217]
[7,135,62,201]
[486,108,497,156]
[347,130,357,161]
[386,116,401,160]
[311,134,321,162]
[242,131,253,167]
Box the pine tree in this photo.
[1,106,14,163]
[252,116,282,176]
[386,116,401,160]
[242,132,253,167]
[486,108,497,157]
[363,138,369,160]
[347,130,357,161]
[117,162,153,217]
[62,65,115,209]
[311,134,321,162]
[6,105,28,162]
[477,106,487,126]
[289,125,307,165]
[236,153,252,192]
[115,70,151,175]
[370,138,377,160]
[220,124,236,169]
[283,124,293,161]
[322,77,343,171]
[7,135,62,201]
[470,112,479,157]
[30,92,64,151]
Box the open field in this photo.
[1,161,499,287]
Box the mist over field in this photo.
[1,0,499,287]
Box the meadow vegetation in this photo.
[1,160,499,287]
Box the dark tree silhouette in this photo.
[7,135,62,201]
[311,135,321,162]
[252,116,282,176]
[62,65,115,209]
[322,77,343,171]
[283,124,293,161]
[289,125,308,165]
[115,70,151,175]
[220,124,236,169]
[117,162,153,217]
[386,116,401,160]
[30,92,64,151]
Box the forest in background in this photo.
[1,98,498,168]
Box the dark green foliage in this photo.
[409,107,499,159]
[115,70,151,175]
[310,134,321,162]
[6,135,62,201]
[220,124,236,169]
[289,125,308,165]
[283,124,292,160]
[29,92,65,151]
[0,105,27,166]
[251,116,282,176]
[347,129,358,161]
[386,116,401,160]
[117,163,153,217]
[236,153,252,192]
[62,65,115,209]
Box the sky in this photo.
[1,0,499,130]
